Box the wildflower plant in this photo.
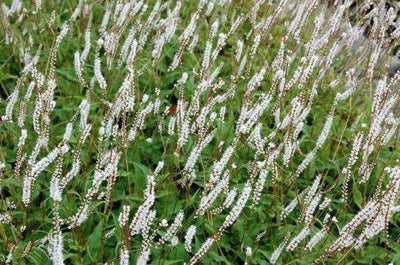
[0,0,400,264]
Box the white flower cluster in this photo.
[184,225,197,253]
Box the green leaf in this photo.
[353,184,363,209]
[88,221,103,262]
[164,260,184,265]
[26,247,51,265]
[0,72,18,81]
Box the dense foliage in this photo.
[1,0,400,264]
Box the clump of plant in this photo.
[0,0,400,264]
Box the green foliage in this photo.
[0,0,400,264]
